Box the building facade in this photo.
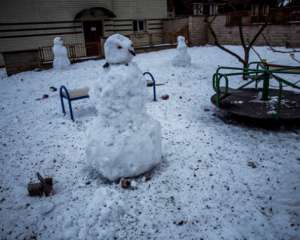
[0,0,168,67]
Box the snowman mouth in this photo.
[128,49,136,56]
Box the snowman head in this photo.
[177,36,187,49]
[104,34,135,65]
[53,37,63,46]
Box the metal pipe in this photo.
[143,72,157,101]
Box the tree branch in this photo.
[238,23,246,49]
[248,21,268,48]
[206,16,245,64]
[251,46,264,62]
[289,53,300,64]
[262,33,300,53]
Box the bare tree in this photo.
[262,33,300,53]
[262,33,300,64]
[290,53,300,64]
[206,16,268,79]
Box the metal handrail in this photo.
[212,61,300,116]
[143,72,157,101]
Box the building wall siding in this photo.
[0,0,167,66]
[0,21,85,61]
[207,16,300,47]
[0,0,113,22]
[0,33,84,51]
[0,0,167,25]
[164,16,300,48]
[112,0,167,19]
[188,16,208,45]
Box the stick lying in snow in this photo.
[27,172,53,197]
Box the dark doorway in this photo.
[83,21,103,56]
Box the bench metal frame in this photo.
[143,72,157,101]
[59,85,89,121]
[59,72,157,121]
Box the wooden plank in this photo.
[3,49,40,75]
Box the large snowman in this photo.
[86,34,162,181]
[172,36,191,67]
[52,37,70,70]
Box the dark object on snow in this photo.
[103,62,110,68]
[174,220,187,226]
[59,85,90,121]
[143,172,152,182]
[247,161,257,169]
[27,172,53,197]
[161,94,169,100]
[49,86,57,92]
[36,94,49,101]
[146,81,165,87]
[143,72,157,101]
[28,182,44,196]
[120,179,131,189]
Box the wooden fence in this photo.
[226,7,300,26]
[38,43,86,64]
[166,25,190,44]
[38,32,172,64]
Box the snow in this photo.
[172,36,191,67]
[104,34,135,65]
[0,68,7,79]
[52,37,70,70]
[58,187,125,239]
[281,0,290,7]
[86,34,162,181]
[0,45,299,240]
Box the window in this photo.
[193,3,203,16]
[133,20,146,32]
[251,4,269,17]
[194,3,218,16]
[210,4,219,16]
[251,5,258,16]
[262,5,270,16]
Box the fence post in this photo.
[149,33,153,47]
[38,47,43,66]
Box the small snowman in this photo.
[52,37,70,70]
[86,34,162,181]
[172,36,191,67]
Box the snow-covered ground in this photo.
[0,46,299,240]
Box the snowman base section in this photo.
[172,53,191,67]
[86,117,162,181]
[53,57,71,70]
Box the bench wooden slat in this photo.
[62,87,89,99]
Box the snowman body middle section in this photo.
[52,37,70,70]
[86,35,162,181]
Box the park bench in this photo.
[59,85,90,121]
[59,72,159,121]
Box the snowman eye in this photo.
[117,45,122,49]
